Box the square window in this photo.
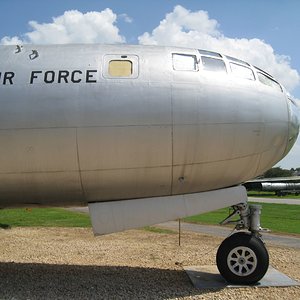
[109,60,133,77]
[173,54,198,71]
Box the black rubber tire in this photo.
[216,232,269,284]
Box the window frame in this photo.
[103,54,139,79]
[229,62,255,81]
[198,49,222,58]
[225,55,250,67]
[200,56,227,74]
[257,72,283,92]
[172,53,199,72]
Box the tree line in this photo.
[263,167,300,178]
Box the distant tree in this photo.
[263,167,293,178]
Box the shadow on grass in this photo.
[0,262,221,299]
[0,223,11,229]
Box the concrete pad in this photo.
[184,265,300,289]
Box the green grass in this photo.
[0,208,91,228]
[184,202,300,235]
[1,203,299,236]
[247,191,300,199]
[0,208,176,235]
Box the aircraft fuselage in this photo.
[0,44,298,207]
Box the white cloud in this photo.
[119,13,133,24]
[0,5,299,92]
[138,5,300,92]
[1,36,23,45]
[2,5,298,92]
[1,9,125,45]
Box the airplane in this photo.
[0,44,299,285]
[244,176,300,196]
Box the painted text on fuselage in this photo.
[0,70,99,85]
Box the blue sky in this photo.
[1,1,299,64]
[0,0,299,168]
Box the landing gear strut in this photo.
[216,203,269,284]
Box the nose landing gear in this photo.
[216,203,269,284]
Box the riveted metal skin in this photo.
[0,44,298,207]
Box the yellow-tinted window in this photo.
[109,60,133,77]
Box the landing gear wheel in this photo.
[216,232,269,284]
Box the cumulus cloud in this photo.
[119,13,133,23]
[1,5,299,92]
[138,5,300,92]
[1,9,125,45]
[1,36,23,45]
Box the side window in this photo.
[201,57,227,73]
[230,63,255,80]
[109,60,132,77]
[103,55,139,79]
[172,54,198,71]
[257,72,282,92]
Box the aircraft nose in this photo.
[285,97,300,155]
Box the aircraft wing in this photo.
[243,176,300,191]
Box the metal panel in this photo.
[173,123,265,165]
[0,55,172,129]
[77,126,172,170]
[0,128,78,173]
[81,167,172,202]
[172,84,202,125]
[172,80,238,125]
[0,44,297,208]
[0,172,83,207]
[89,185,247,235]
[262,122,289,151]
[172,155,260,194]
[257,87,289,123]
[71,82,171,127]
[256,144,288,175]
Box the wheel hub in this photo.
[238,257,246,265]
[227,246,257,277]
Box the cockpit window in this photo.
[198,49,222,58]
[201,57,227,73]
[226,55,250,66]
[230,63,255,80]
[254,66,273,78]
[257,72,282,92]
[172,54,198,71]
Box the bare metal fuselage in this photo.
[0,44,298,208]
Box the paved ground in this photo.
[158,221,300,249]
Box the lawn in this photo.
[184,202,300,235]
[0,203,299,235]
[0,208,91,228]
